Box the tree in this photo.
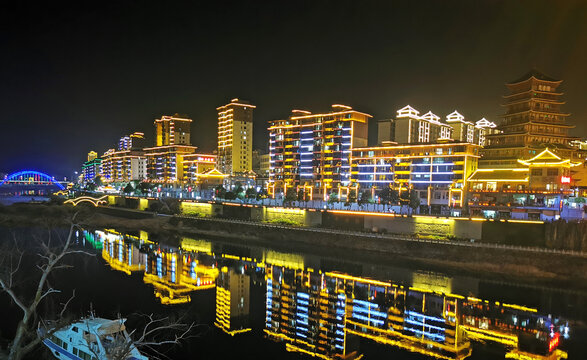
[328,192,338,205]
[138,181,152,195]
[245,187,257,200]
[123,183,134,194]
[358,190,372,206]
[214,185,226,199]
[345,189,357,206]
[224,191,236,200]
[378,187,398,205]
[94,176,103,187]
[0,215,89,360]
[256,188,268,201]
[408,189,421,215]
[297,189,305,202]
[85,182,97,192]
[284,188,297,206]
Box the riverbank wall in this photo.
[99,196,585,251]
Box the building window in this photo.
[531,168,542,176]
[547,168,558,176]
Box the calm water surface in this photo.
[1,227,585,360]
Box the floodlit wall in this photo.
[263,207,306,226]
[180,201,213,217]
[363,214,482,239]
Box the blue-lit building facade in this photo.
[82,151,102,184]
[267,105,371,200]
[351,143,480,214]
[264,264,347,358]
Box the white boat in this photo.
[39,316,148,360]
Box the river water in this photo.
[1,227,585,360]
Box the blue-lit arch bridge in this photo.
[0,170,68,196]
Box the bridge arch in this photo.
[0,170,65,190]
[64,195,108,207]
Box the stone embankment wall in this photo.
[544,220,587,252]
[104,196,586,251]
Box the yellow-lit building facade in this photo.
[217,99,256,176]
[468,148,581,220]
[99,132,148,183]
[144,115,197,184]
[268,105,371,200]
[215,267,251,336]
[351,142,480,214]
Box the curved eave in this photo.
[506,76,562,87]
[498,121,574,128]
[503,90,564,98]
[502,109,570,117]
[501,99,565,106]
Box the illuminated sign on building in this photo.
[560,176,571,184]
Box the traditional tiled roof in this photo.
[509,69,560,84]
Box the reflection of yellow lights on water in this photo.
[180,237,212,254]
[345,320,472,360]
[505,349,567,360]
[460,325,518,347]
[264,250,304,270]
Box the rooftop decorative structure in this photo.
[396,105,420,119]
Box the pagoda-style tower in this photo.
[482,70,580,167]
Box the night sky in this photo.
[2,1,587,179]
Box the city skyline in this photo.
[2,1,587,178]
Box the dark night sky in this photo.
[1,1,587,179]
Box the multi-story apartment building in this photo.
[100,133,147,183]
[378,105,454,145]
[82,151,101,183]
[144,115,197,183]
[217,99,255,175]
[268,104,371,200]
[351,142,480,214]
[378,105,495,147]
[118,132,146,151]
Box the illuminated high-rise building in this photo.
[118,132,146,151]
[217,99,256,175]
[82,151,101,183]
[155,114,192,146]
[99,132,147,183]
[351,142,480,214]
[483,70,582,167]
[378,105,497,148]
[268,104,371,200]
[378,105,454,145]
[87,151,98,162]
[145,114,197,183]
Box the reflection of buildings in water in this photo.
[330,272,471,360]
[83,230,103,250]
[460,300,568,360]
[264,264,567,360]
[265,265,349,360]
[100,231,146,275]
[97,231,219,305]
[144,249,218,305]
[93,229,569,359]
[180,237,213,255]
[215,267,251,336]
